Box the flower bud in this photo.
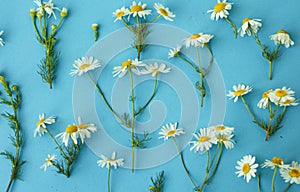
[60,7,68,18]
[51,24,57,30]
[30,9,36,17]
[37,12,43,19]
[11,85,18,91]
[91,24,99,31]
[0,75,5,83]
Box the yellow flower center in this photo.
[149,186,155,191]
[190,34,201,39]
[214,2,226,13]
[166,130,176,136]
[159,8,168,16]
[122,60,132,68]
[46,157,52,164]
[281,100,292,105]
[234,89,245,96]
[262,90,272,98]
[219,137,228,141]
[271,157,284,165]
[79,64,91,70]
[242,163,251,174]
[289,169,300,178]
[78,124,89,129]
[275,89,287,97]
[131,5,143,12]
[242,18,251,24]
[216,125,225,130]
[198,136,211,142]
[36,118,45,127]
[277,30,288,34]
[65,125,78,133]
[116,11,124,18]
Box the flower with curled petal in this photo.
[76,117,97,143]
[190,128,218,152]
[240,18,262,37]
[257,90,272,109]
[97,152,124,169]
[270,30,294,48]
[140,63,171,77]
[280,161,300,184]
[227,84,252,102]
[0,30,4,46]
[168,45,181,58]
[129,1,151,19]
[40,154,56,171]
[207,0,233,21]
[113,6,130,22]
[261,157,289,169]
[154,3,176,22]
[56,125,79,146]
[70,56,101,76]
[34,0,60,19]
[113,58,144,78]
[158,122,185,141]
[184,33,214,48]
[34,113,56,137]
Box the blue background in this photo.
[0,0,300,191]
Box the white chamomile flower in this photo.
[113,58,144,78]
[113,6,130,22]
[240,18,262,37]
[56,125,79,146]
[158,122,185,141]
[97,152,124,169]
[235,155,259,183]
[209,124,234,135]
[268,87,295,104]
[0,30,4,46]
[257,90,272,109]
[34,0,60,19]
[129,1,152,19]
[77,116,97,143]
[217,134,235,149]
[168,45,181,58]
[189,128,218,152]
[279,97,298,107]
[280,161,300,184]
[141,63,171,77]
[184,33,214,48]
[270,30,294,48]
[70,56,101,76]
[154,3,176,22]
[34,113,56,137]
[227,84,252,102]
[261,157,289,169]
[40,154,56,171]
[207,0,233,21]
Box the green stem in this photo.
[283,183,292,192]
[129,70,136,173]
[196,46,202,70]
[205,143,223,184]
[225,17,238,38]
[31,17,43,43]
[108,165,111,192]
[149,15,161,24]
[240,96,262,128]
[45,128,68,159]
[257,174,261,192]
[272,166,278,192]
[200,150,210,191]
[268,60,273,80]
[177,54,199,72]
[203,44,214,77]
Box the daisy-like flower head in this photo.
[184,33,214,48]
[113,6,130,22]
[280,161,300,184]
[279,97,298,107]
[129,1,152,19]
[141,63,171,77]
[56,125,79,146]
[257,90,272,109]
[113,58,144,78]
[34,113,56,137]
[227,84,252,102]
[270,30,294,48]
[207,0,233,21]
[168,45,181,58]
[70,56,101,76]
[217,133,235,149]
[40,154,56,171]
[209,124,234,135]
[189,128,218,152]
[235,155,259,183]
[154,3,176,22]
[268,87,295,104]
[240,18,262,37]
[77,116,97,143]
[0,30,4,46]
[34,0,60,19]
[158,122,185,141]
[97,152,124,169]
[261,157,289,169]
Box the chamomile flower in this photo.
[34,0,60,19]
[76,117,97,143]
[97,152,124,169]
[270,30,294,48]
[279,98,298,107]
[113,6,130,22]
[141,63,171,77]
[56,125,79,146]
[0,30,4,46]
[209,125,234,135]
[280,161,300,184]
[207,0,233,21]
[227,84,252,102]
[34,113,56,137]
[70,56,101,76]
[240,18,262,37]
[40,154,56,171]
[257,90,272,109]
[168,45,181,58]
[113,58,144,78]
[129,1,152,19]
[158,122,185,141]
[217,134,235,149]
[154,3,176,22]
[268,87,295,104]
[189,128,218,152]
[184,33,214,48]
[261,157,289,169]
[235,155,259,183]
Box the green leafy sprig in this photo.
[149,171,165,192]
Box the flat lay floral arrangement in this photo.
[0,0,299,192]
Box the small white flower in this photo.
[240,18,262,37]
[158,122,185,141]
[189,128,218,152]
[113,6,130,22]
[257,90,272,109]
[77,116,97,143]
[34,0,60,19]
[34,113,56,137]
[235,155,259,183]
[184,33,214,48]
[217,133,235,149]
[129,1,152,19]
[97,152,124,169]
[279,97,298,107]
[227,84,252,102]
[168,45,181,58]
[56,125,79,146]
[113,58,144,78]
[270,30,294,48]
[280,161,300,184]
[40,154,56,171]
[140,63,171,77]
[0,30,4,46]
[268,87,295,104]
[70,56,101,76]
[208,124,234,135]
[207,0,233,21]
[154,3,176,22]
[261,157,289,169]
